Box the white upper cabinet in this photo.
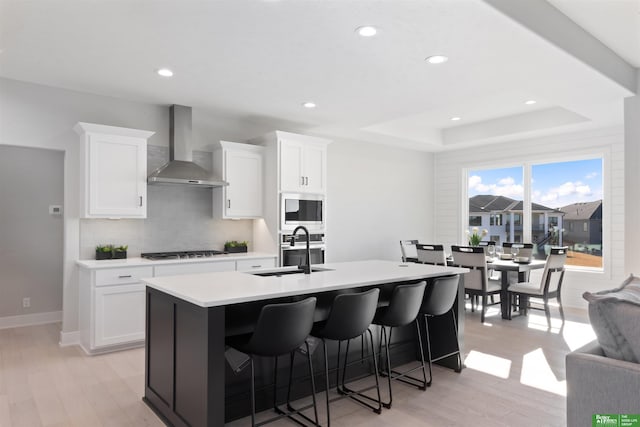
[75,122,154,219]
[213,141,264,219]
[279,136,327,194]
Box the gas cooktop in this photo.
[140,250,226,260]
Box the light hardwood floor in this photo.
[0,307,594,426]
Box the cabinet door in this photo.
[94,283,145,347]
[88,134,146,217]
[279,140,304,192]
[225,149,262,217]
[302,144,326,194]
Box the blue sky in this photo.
[468,158,602,209]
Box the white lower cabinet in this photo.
[80,265,152,354]
[94,284,145,348]
[78,256,276,354]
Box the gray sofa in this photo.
[566,341,640,427]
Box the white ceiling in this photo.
[0,0,637,151]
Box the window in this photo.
[469,216,482,226]
[468,157,603,269]
[531,158,602,268]
[513,213,522,226]
[468,166,523,244]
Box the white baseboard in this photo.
[0,310,62,330]
[59,330,80,347]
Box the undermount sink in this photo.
[250,266,334,277]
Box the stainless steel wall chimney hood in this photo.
[148,105,228,187]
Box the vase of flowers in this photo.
[466,227,488,246]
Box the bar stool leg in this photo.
[414,319,428,390]
[367,328,383,413]
[423,315,433,386]
[336,330,383,415]
[250,356,256,427]
[322,339,332,427]
[304,341,320,425]
[378,325,393,409]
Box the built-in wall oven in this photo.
[280,193,325,232]
[280,233,325,267]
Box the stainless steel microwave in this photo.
[280,193,325,231]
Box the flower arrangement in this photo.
[466,227,488,246]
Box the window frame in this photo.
[463,150,608,274]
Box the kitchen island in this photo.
[141,260,467,427]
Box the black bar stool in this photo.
[311,288,382,426]
[227,297,319,427]
[372,281,427,408]
[419,275,462,386]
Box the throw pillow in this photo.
[583,274,640,363]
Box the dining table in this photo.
[487,257,546,319]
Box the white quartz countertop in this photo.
[76,252,277,269]
[141,260,468,307]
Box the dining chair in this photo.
[416,244,447,266]
[451,245,501,323]
[399,240,419,263]
[507,247,567,329]
[502,243,535,283]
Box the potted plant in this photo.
[224,240,248,253]
[113,245,128,259]
[95,244,113,260]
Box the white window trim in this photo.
[462,148,610,276]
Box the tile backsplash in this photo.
[79,146,253,259]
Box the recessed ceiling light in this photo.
[157,68,174,77]
[302,102,317,109]
[356,26,377,37]
[524,100,537,105]
[451,117,461,121]
[426,55,448,64]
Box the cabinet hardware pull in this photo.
[304,176,308,185]
[139,196,143,207]
[251,265,261,268]
[301,176,305,185]
[227,199,231,209]
[118,275,132,278]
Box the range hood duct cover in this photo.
[147,105,228,187]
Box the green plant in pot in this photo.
[224,240,248,253]
[113,245,128,259]
[95,244,113,260]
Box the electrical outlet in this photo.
[22,297,30,308]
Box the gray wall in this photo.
[0,145,63,317]
[79,146,252,258]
